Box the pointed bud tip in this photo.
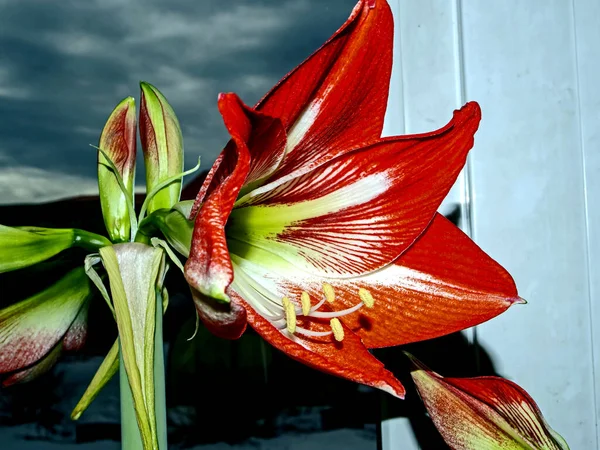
[115,96,135,110]
[403,351,428,371]
[513,296,528,305]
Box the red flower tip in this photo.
[367,0,376,8]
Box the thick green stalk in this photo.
[120,289,167,449]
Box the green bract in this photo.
[100,243,168,450]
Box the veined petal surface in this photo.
[191,0,394,207]
[410,356,570,450]
[226,213,518,349]
[257,0,393,181]
[229,103,481,278]
[235,295,405,399]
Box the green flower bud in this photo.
[98,97,137,243]
[139,82,184,215]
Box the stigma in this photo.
[276,283,375,342]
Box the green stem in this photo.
[119,290,167,449]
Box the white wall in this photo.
[381,1,599,448]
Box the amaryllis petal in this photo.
[186,93,281,306]
[327,214,520,348]
[97,96,137,243]
[236,295,405,398]
[225,214,518,349]
[409,356,570,450]
[190,288,247,340]
[185,94,251,303]
[229,103,481,278]
[256,0,393,181]
[189,0,393,208]
[0,268,91,375]
[190,93,286,213]
[140,82,184,214]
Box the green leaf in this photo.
[100,243,166,450]
[0,225,110,273]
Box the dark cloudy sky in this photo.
[0,0,356,204]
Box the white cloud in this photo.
[0,166,99,204]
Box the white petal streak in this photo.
[284,97,323,156]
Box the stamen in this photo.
[310,297,327,313]
[330,318,344,342]
[295,326,333,338]
[301,291,311,316]
[282,297,296,334]
[307,302,363,319]
[322,282,335,303]
[358,288,375,308]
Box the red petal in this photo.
[185,0,393,203]
[3,343,63,387]
[236,295,405,398]
[185,94,252,302]
[189,94,286,216]
[410,357,569,450]
[226,213,518,349]
[330,214,520,348]
[257,0,394,180]
[190,287,247,340]
[62,302,89,352]
[0,269,90,374]
[231,103,481,277]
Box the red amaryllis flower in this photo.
[183,0,520,398]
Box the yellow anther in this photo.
[322,282,335,303]
[358,288,375,308]
[282,297,296,334]
[301,291,311,316]
[330,318,344,342]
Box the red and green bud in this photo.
[139,82,184,215]
[98,96,137,243]
[408,354,569,450]
[0,268,91,385]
